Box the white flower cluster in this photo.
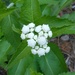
[20,23,52,57]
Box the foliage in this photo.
[59,72,75,75]
[0,0,75,75]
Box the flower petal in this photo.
[27,39,36,48]
[20,33,25,40]
[37,36,47,46]
[31,49,37,55]
[37,48,45,57]
[21,25,29,34]
[42,24,50,32]
[35,25,42,33]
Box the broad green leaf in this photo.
[27,58,41,72]
[10,0,21,3]
[35,16,75,37]
[7,40,31,69]
[44,0,72,16]
[61,12,75,22]
[8,56,33,75]
[1,13,21,48]
[38,0,59,5]
[8,54,41,75]
[42,5,51,16]
[24,68,43,75]
[35,16,75,28]
[0,26,3,38]
[12,24,21,34]
[59,72,75,75]
[51,0,72,16]
[59,0,72,8]
[38,43,68,75]
[8,40,27,63]
[0,8,15,21]
[30,70,43,75]
[0,0,6,8]
[0,40,11,62]
[20,0,41,23]
[52,25,75,37]
[0,0,15,20]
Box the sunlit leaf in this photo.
[0,8,15,21]
[20,0,41,23]
[0,40,11,62]
[59,72,75,75]
[8,56,33,75]
[7,40,31,69]
[25,68,43,75]
[1,13,21,48]
[52,25,75,37]
[35,16,75,28]
[38,43,68,75]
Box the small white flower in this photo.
[34,35,38,41]
[31,49,37,55]
[48,31,52,37]
[43,44,47,49]
[25,34,28,38]
[20,33,25,40]
[39,31,44,36]
[37,36,47,46]
[45,47,50,53]
[35,46,39,50]
[27,32,34,39]
[30,28,34,32]
[42,24,50,32]
[21,25,29,34]
[37,48,45,57]
[35,25,42,33]
[28,23,35,28]
[7,2,14,9]
[44,33,48,38]
[27,39,36,48]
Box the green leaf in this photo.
[1,13,21,48]
[20,0,41,23]
[0,40,11,62]
[12,24,21,34]
[0,0,6,8]
[8,56,33,75]
[31,70,43,75]
[0,0,15,21]
[7,40,31,69]
[35,16,75,37]
[35,16,75,28]
[59,72,75,75]
[24,68,43,75]
[0,8,15,21]
[42,5,51,16]
[0,26,3,38]
[52,25,75,37]
[51,0,72,16]
[61,12,75,22]
[28,58,41,72]
[38,43,68,75]
[38,0,59,5]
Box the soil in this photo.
[0,67,7,75]
[55,1,75,71]
[50,34,75,72]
